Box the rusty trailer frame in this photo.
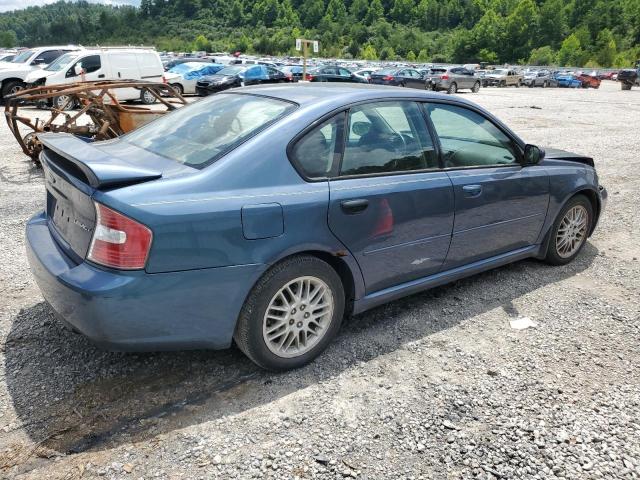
[4,80,187,162]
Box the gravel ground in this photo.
[0,82,639,480]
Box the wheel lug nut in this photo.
[297,322,303,328]
[300,305,305,311]
[291,308,296,314]
[289,319,294,325]
[304,312,310,318]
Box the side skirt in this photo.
[352,245,541,314]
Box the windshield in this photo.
[45,52,80,72]
[492,69,508,75]
[376,68,397,75]
[122,93,297,169]
[11,50,34,63]
[216,66,245,76]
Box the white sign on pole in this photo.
[295,38,302,51]
[313,41,319,53]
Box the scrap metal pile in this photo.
[4,80,186,162]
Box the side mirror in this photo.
[523,144,545,165]
[31,58,45,66]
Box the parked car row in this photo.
[0,46,166,106]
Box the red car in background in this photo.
[577,73,601,89]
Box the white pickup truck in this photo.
[0,46,82,100]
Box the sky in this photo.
[0,0,140,12]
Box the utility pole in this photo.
[295,38,319,81]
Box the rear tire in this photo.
[621,83,632,91]
[234,255,345,371]
[170,83,183,95]
[544,195,593,266]
[447,82,457,94]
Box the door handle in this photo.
[462,185,482,197]
[98,74,105,78]
[340,199,369,214]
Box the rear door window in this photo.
[340,101,438,176]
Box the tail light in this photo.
[305,74,314,81]
[441,74,449,80]
[87,202,153,270]
[383,75,394,81]
[162,75,167,84]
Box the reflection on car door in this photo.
[327,101,454,293]
[425,102,549,268]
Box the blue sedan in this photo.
[26,84,606,370]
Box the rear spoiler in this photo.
[39,133,162,189]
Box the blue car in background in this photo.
[26,85,606,370]
[554,73,582,88]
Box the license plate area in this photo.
[44,167,96,258]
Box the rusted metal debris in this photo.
[4,80,187,162]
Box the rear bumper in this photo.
[26,212,265,351]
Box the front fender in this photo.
[535,160,602,252]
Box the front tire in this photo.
[545,195,593,266]
[234,255,345,371]
[472,81,480,93]
[1,80,25,100]
[170,83,183,95]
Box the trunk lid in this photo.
[40,133,162,189]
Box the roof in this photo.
[231,83,477,109]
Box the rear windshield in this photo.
[375,68,397,75]
[429,68,447,74]
[123,93,296,169]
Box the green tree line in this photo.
[0,0,638,67]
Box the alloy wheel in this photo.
[54,95,73,110]
[555,205,588,258]
[262,276,334,358]
[142,90,156,104]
